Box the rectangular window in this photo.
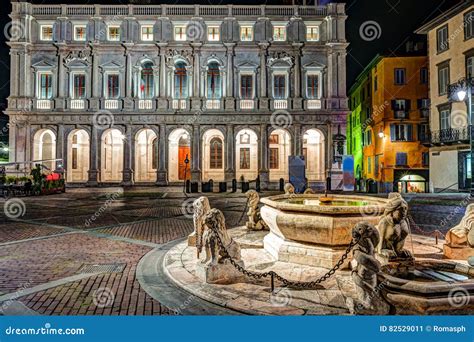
[210,140,223,169]
[273,26,286,41]
[464,10,474,40]
[420,67,428,84]
[269,134,279,144]
[107,74,119,99]
[374,155,380,176]
[108,26,120,41]
[390,124,414,142]
[74,25,87,41]
[467,56,474,78]
[241,75,253,99]
[273,75,286,99]
[73,74,86,99]
[395,152,408,166]
[40,25,53,41]
[367,157,372,174]
[440,108,451,130]
[306,26,319,41]
[374,76,378,92]
[437,25,449,52]
[306,74,319,99]
[394,68,406,85]
[141,25,154,41]
[422,152,429,167]
[240,26,253,41]
[207,26,220,41]
[438,65,450,95]
[240,148,250,169]
[174,26,186,41]
[269,148,279,169]
[38,73,53,99]
[419,98,430,118]
[418,123,429,141]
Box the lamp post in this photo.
[449,77,473,194]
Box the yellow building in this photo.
[360,54,430,193]
[416,0,474,192]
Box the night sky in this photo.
[0,0,463,141]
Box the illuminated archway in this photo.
[67,129,90,182]
[101,129,124,182]
[135,129,158,182]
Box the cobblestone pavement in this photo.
[0,188,470,315]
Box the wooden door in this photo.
[178,146,191,180]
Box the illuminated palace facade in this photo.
[6,1,348,188]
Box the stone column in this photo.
[88,125,99,185]
[90,46,100,110]
[292,43,303,110]
[258,43,269,110]
[157,43,168,110]
[191,43,202,111]
[191,124,201,182]
[9,50,19,98]
[56,45,67,109]
[55,125,65,173]
[156,123,168,185]
[121,125,134,185]
[225,124,235,182]
[294,124,303,156]
[259,124,269,189]
[224,43,236,111]
[123,44,134,110]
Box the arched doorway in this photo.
[397,174,426,193]
[303,129,325,181]
[67,129,90,182]
[101,129,124,182]
[135,129,158,182]
[235,129,258,182]
[33,129,56,171]
[168,128,191,182]
[202,129,225,181]
[268,129,291,182]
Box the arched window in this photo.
[140,62,154,99]
[174,62,188,99]
[207,62,221,99]
[209,137,223,169]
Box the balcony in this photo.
[428,126,471,146]
[206,99,220,110]
[36,99,52,110]
[172,99,187,110]
[307,99,322,110]
[70,99,85,110]
[239,100,254,110]
[138,99,153,110]
[105,99,119,110]
[273,99,288,110]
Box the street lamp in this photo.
[449,77,473,193]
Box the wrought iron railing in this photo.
[429,126,471,145]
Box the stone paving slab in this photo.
[0,222,69,244]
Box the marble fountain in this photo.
[139,188,474,315]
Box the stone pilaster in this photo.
[224,43,236,111]
[258,43,269,110]
[191,43,202,111]
[259,124,269,189]
[156,123,168,185]
[90,45,100,110]
[292,43,303,110]
[191,124,201,182]
[87,125,99,185]
[56,44,67,109]
[225,124,235,182]
[123,43,134,110]
[121,125,134,186]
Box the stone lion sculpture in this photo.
[304,188,315,194]
[201,208,242,266]
[245,190,268,231]
[350,222,390,314]
[284,183,295,195]
[444,204,474,259]
[375,193,411,261]
[187,197,211,256]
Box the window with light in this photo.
[207,26,220,41]
[273,26,286,41]
[141,26,154,41]
[108,26,120,41]
[40,25,53,41]
[174,26,186,41]
[74,25,87,41]
[306,26,319,41]
[240,26,253,41]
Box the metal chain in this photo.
[210,225,359,289]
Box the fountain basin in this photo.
[260,194,389,268]
[378,260,474,314]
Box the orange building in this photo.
[361,54,430,193]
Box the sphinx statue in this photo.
[284,183,295,195]
[245,190,268,231]
[350,222,390,314]
[375,193,412,262]
[444,204,474,259]
[188,197,211,254]
[196,208,244,284]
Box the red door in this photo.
[178,147,191,180]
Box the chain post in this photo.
[271,272,275,293]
